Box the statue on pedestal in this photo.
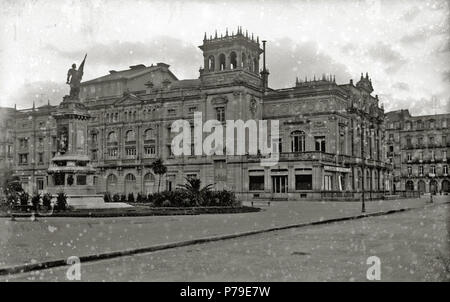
[66,54,87,99]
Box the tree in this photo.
[150,158,167,193]
[177,177,213,206]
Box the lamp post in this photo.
[361,121,366,213]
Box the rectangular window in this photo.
[407,153,412,161]
[125,147,136,156]
[108,148,118,157]
[144,145,156,155]
[431,165,436,174]
[323,175,333,191]
[407,166,412,175]
[429,136,434,146]
[19,153,28,164]
[442,135,447,146]
[188,106,197,113]
[295,175,312,190]
[315,136,326,152]
[76,175,87,185]
[249,175,264,191]
[216,107,225,122]
[168,108,176,116]
[36,178,44,191]
[444,165,448,175]
[91,150,97,160]
[38,152,44,164]
[419,166,424,175]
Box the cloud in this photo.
[266,38,351,89]
[392,82,410,91]
[10,81,67,109]
[401,6,421,22]
[366,42,406,73]
[399,30,428,46]
[381,93,450,116]
[443,71,450,82]
[44,36,203,79]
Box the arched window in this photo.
[143,173,156,194]
[126,130,135,142]
[107,131,117,143]
[115,112,118,122]
[125,173,136,182]
[106,113,110,122]
[106,174,118,193]
[241,53,246,68]
[219,54,226,71]
[144,173,155,182]
[253,58,259,73]
[133,111,137,121]
[291,130,306,152]
[417,120,422,129]
[406,180,414,191]
[124,173,136,195]
[144,128,155,140]
[208,55,215,71]
[230,52,237,69]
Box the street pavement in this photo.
[2,200,448,281]
[0,196,448,272]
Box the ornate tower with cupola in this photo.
[198,27,266,89]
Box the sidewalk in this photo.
[0,196,447,270]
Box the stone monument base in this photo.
[66,195,132,209]
[52,194,132,209]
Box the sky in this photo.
[0,0,449,115]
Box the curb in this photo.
[0,202,447,277]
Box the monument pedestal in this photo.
[47,96,131,209]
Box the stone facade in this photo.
[1,30,394,200]
[385,110,449,194]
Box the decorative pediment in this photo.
[211,96,228,105]
[114,92,143,106]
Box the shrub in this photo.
[31,193,41,210]
[113,193,121,202]
[19,192,29,207]
[43,193,52,209]
[127,193,135,203]
[6,192,19,206]
[120,194,127,202]
[136,193,144,203]
[104,192,111,203]
[55,192,68,211]
[162,200,171,207]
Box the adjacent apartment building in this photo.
[1,29,393,200]
[385,110,449,194]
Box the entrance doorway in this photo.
[418,180,426,193]
[430,180,438,194]
[272,175,288,195]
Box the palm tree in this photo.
[150,158,167,193]
[177,177,213,206]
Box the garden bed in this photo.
[0,204,260,218]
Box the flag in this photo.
[78,53,87,77]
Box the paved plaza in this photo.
[2,198,449,281]
[0,196,447,271]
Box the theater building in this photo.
[1,29,393,200]
[385,110,449,194]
